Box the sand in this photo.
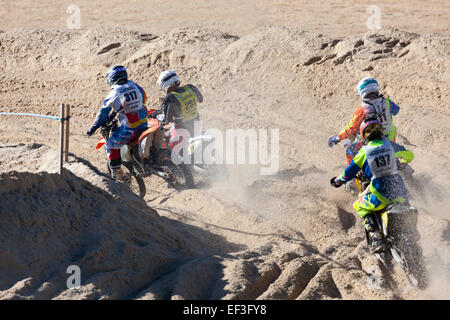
[0,0,448,300]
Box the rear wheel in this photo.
[387,207,427,289]
[122,163,146,198]
[389,243,417,287]
[187,163,229,188]
[394,240,428,289]
[164,161,194,190]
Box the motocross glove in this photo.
[156,114,166,123]
[86,127,96,136]
[328,135,340,148]
[330,176,344,188]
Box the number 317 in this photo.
[124,91,137,102]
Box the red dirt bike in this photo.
[95,111,194,198]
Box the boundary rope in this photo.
[0,112,70,121]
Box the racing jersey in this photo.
[159,84,203,130]
[337,95,400,142]
[90,80,148,131]
[338,139,414,203]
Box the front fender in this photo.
[96,137,106,149]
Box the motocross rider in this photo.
[330,118,414,254]
[328,77,400,164]
[153,70,203,151]
[86,65,149,180]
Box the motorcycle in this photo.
[351,174,427,289]
[95,111,194,198]
[147,109,228,188]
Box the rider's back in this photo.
[358,138,412,201]
[161,84,203,126]
[105,80,148,129]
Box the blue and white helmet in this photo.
[106,65,128,87]
[357,77,379,98]
[157,70,180,92]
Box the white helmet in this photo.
[157,70,179,92]
[357,77,379,99]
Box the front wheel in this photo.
[122,163,146,198]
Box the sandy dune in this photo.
[0,1,448,300]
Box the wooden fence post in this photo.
[65,104,70,163]
[59,104,65,174]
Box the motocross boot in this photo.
[111,167,124,182]
[363,214,386,254]
[369,231,385,254]
[108,159,124,182]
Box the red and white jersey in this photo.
[104,80,148,129]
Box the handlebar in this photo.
[104,111,117,126]
[99,111,118,139]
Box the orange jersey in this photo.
[337,105,365,141]
[337,97,398,142]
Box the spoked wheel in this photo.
[187,163,229,188]
[163,161,194,190]
[375,252,390,268]
[389,243,420,288]
[122,163,146,198]
[398,240,428,289]
[387,237,428,289]
[372,236,422,289]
